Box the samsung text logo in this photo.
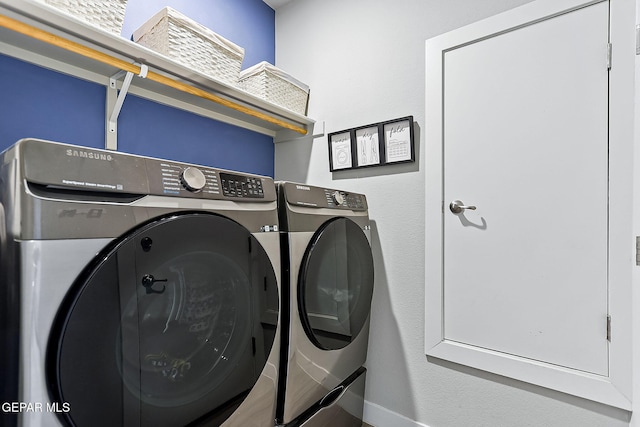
[296,185,311,191]
[66,149,113,161]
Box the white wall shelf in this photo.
[0,0,314,146]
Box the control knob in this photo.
[332,191,345,206]
[180,167,206,192]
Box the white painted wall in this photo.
[273,1,635,426]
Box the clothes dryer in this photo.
[0,139,281,427]
[276,182,374,427]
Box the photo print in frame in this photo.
[328,116,414,171]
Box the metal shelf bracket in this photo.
[105,63,148,150]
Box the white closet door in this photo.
[441,1,609,374]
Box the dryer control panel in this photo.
[281,182,367,211]
[324,189,366,210]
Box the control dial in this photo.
[332,191,345,206]
[180,167,206,192]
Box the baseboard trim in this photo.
[363,400,430,427]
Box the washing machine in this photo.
[0,138,282,427]
[275,182,374,427]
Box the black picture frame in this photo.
[328,116,414,171]
[354,124,382,167]
[381,116,415,164]
[328,130,354,171]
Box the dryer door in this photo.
[298,217,374,350]
[47,213,279,427]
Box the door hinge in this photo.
[607,43,612,69]
[636,25,640,55]
[606,315,611,342]
[636,236,640,265]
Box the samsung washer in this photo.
[275,182,374,427]
[0,138,281,427]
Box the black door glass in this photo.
[298,217,374,350]
[46,213,279,427]
[120,251,252,409]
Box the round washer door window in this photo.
[298,217,374,350]
[47,213,279,427]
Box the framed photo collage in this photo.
[328,116,415,172]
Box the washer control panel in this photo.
[148,160,274,201]
[18,139,276,202]
[154,162,220,197]
[220,172,264,198]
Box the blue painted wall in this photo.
[0,54,106,150]
[0,0,276,176]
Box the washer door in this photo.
[298,217,374,350]
[47,213,279,427]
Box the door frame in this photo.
[425,0,634,410]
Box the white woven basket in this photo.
[133,7,245,87]
[238,62,309,115]
[43,0,127,35]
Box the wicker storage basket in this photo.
[133,7,244,87]
[238,62,309,115]
[43,0,127,35]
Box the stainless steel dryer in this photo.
[275,182,374,427]
[0,138,281,427]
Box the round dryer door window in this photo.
[46,213,279,427]
[298,217,374,350]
